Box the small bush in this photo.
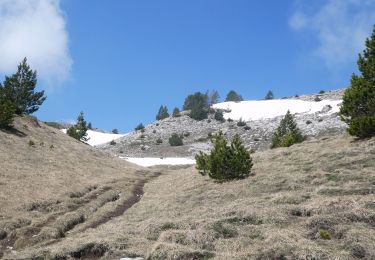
[28,140,35,147]
[140,134,145,139]
[110,140,116,145]
[0,98,15,129]
[169,133,183,146]
[135,123,145,131]
[112,128,118,134]
[183,132,190,137]
[214,110,225,122]
[195,132,253,180]
[172,107,181,117]
[318,118,323,122]
[207,119,211,123]
[49,144,54,149]
[244,125,251,130]
[319,90,325,94]
[227,118,233,122]
[156,138,163,144]
[189,104,208,121]
[319,229,331,240]
[237,118,246,127]
[314,96,322,102]
[212,222,238,238]
[306,120,312,125]
[152,129,156,134]
[271,110,305,148]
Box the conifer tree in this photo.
[265,90,274,100]
[67,112,89,142]
[271,110,305,148]
[340,25,375,138]
[2,58,46,115]
[156,105,169,120]
[172,107,181,117]
[196,132,253,180]
[225,90,243,102]
[0,85,15,129]
[183,92,209,120]
[208,90,220,105]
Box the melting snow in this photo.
[61,129,125,146]
[120,157,196,167]
[212,99,342,121]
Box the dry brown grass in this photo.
[0,116,153,258]
[5,130,373,259]
[1,117,375,259]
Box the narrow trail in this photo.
[85,171,161,230]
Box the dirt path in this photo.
[85,171,161,230]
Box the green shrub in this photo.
[172,107,181,117]
[0,97,15,129]
[314,96,322,102]
[156,105,169,120]
[237,118,246,127]
[271,110,305,148]
[227,118,233,122]
[340,25,375,139]
[110,140,116,145]
[306,120,312,125]
[67,112,89,142]
[225,90,243,102]
[183,132,190,137]
[156,138,163,144]
[189,104,208,121]
[319,90,325,94]
[214,110,225,122]
[152,129,157,134]
[244,125,251,130]
[135,123,145,131]
[112,128,118,134]
[28,140,35,146]
[264,90,274,100]
[169,133,183,146]
[319,229,331,240]
[195,132,253,180]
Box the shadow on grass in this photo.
[0,126,27,137]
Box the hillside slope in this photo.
[101,89,347,158]
[12,133,375,259]
[0,116,154,258]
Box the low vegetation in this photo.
[168,133,183,146]
[340,25,375,139]
[196,132,253,180]
[271,110,305,148]
[67,112,89,142]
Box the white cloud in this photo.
[289,0,375,68]
[0,0,72,87]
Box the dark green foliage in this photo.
[67,112,89,142]
[306,120,312,125]
[264,90,274,100]
[135,123,145,131]
[110,140,116,145]
[227,118,233,122]
[208,90,220,105]
[168,133,183,146]
[189,104,208,120]
[237,118,246,127]
[271,110,305,148]
[0,86,15,129]
[183,92,208,110]
[319,90,325,94]
[340,26,375,138]
[244,125,251,130]
[183,132,191,137]
[87,122,92,130]
[225,90,243,102]
[2,58,46,115]
[156,138,163,144]
[195,132,253,181]
[183,92,209,121]
[156,105,169,120]
[319,229,331,240]
[214,110,225,122]
[112,128,118,134]
[314,96,322,102]
[28,140,35,146]
[172,107,181,117]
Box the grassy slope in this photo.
[0,116,152,258]
[17,133,375,259]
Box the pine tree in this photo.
[112,128,118,134]
[271,110,305,148]
[225,90,243,102]
[340,25,375,138]
[135,123,145,131]
[208,90,220,105]
[156,105,169,120]
[0,85,15,129]
[67,112,89,142]
[265,90,274,100]
[88,122,92,130]
[2,58,46,115]
[214,110,225,122]
[172,107,181,117]
[195,132,253,181]
[183,92,209,121]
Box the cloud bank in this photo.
[289,0,375,68]
[0,0,72,87]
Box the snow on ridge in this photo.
[212,99,342,121]
[120,157,196,167]
[61,129,126,146]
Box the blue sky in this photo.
[0,0,375,132]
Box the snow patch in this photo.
[120,157,196,167]
[61,129,125,146]
[213,99,342,121]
